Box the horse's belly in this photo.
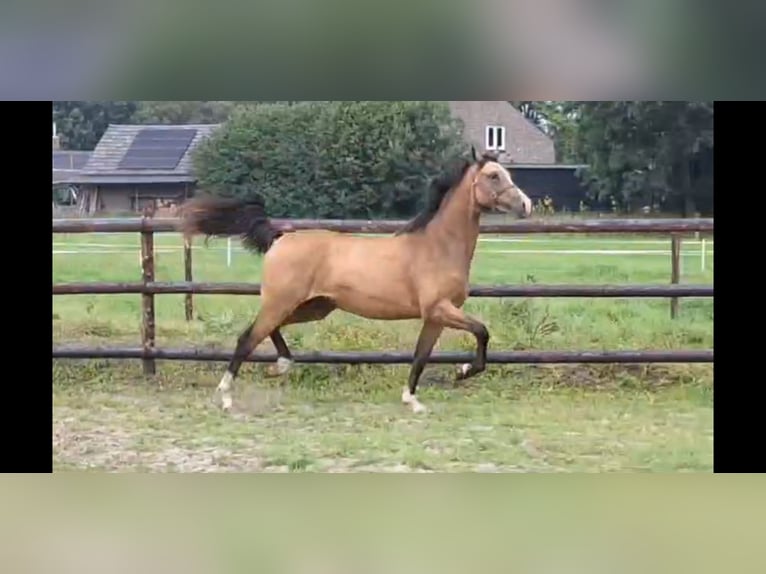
[312,238,420,319]
[332,286,420,320]
[336,300,419,320]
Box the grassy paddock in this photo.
[53,230,714,472]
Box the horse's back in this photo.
[264,231,421,319]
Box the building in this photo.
[52,127,92,212]
[63,102,591,215]
[69,123,220,215]
[52,125,92,185]
[447,101,556,165]
[53,150,92,185]
[448,101,590,211]
[506,163,591,212]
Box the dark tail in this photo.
[177,195,283,255]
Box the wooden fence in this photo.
[52,217,714,375]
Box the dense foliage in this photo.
[52,101,139,150]
[130,101,241,125]
[191,101,466,219]
[52,101,249,150]
[513,101,714,215]
[54,100,714,217]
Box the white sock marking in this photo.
[411,400,427,414]
[401,386,427,414]
[218,371,234,410]
[275,357,292,375]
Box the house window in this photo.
[485,125,506,151]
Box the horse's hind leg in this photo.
[402,321,444,414]
[265,297,336,377]
[266,330,293,377]
[217,302,296,411]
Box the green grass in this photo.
[52,231,714,472]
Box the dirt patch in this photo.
[54,407,264,472]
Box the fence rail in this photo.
[51,217,715,235]
[52,216,714,374]
[51,346,714,364]
[52,281,714,298]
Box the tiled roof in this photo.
[447,101,556,164]
[53,150,92,184]
[77,123,220,184]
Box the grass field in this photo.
[53,230,714,472]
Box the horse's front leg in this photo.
[426,299,490,381]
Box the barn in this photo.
[69,123,220,215]
[507,163,592,213]
[446,102,591,212]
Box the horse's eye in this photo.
[490,173,500,181]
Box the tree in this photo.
[563,101,713,215]
[52,101,139,150]
[51,100,259,150]
[513,101,714,215]
[132,101,244,125]
[192,101,466,219]
[509,101,582,162]
[509,101,548,131]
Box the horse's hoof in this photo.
[411,401,428,414]
[456,363,472,380]
[402,386,427,414]
[265,357,292,377]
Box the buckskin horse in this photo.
[178,149,532,414]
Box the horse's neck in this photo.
[427,181,481,272]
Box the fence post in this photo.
[184,235,193,321]
[140,212,156,375]
[670,234,681,319]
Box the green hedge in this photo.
[191,101,465,219]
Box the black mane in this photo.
[395,151,498,235]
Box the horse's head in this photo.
[470,148,532,218]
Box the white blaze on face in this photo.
[492,162,532,217]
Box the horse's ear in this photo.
[471,146,478,162]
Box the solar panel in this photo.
[118,128,197,170]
